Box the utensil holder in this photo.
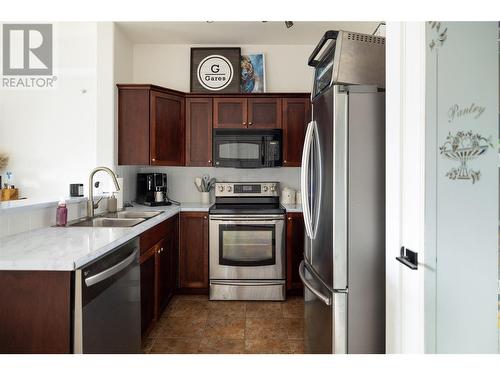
[1,188,19,201]
[201,192,210,204]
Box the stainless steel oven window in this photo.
[219,224,276,267]
[218,142,261,160]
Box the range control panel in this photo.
[214,182,280,197]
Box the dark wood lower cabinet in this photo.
[139,214,179,337]
[0,271,72,354]
[140,247,156,336]
[286,212,305,294]
[179,212,209,291]
[156,214,179,314]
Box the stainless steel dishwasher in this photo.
[73,238,141,353]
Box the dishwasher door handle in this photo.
[85,249,138,287]
[299,260,332,306]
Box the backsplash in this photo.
[117,165,139,204]
[137,166,301,203]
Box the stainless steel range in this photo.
[209,182,286,301]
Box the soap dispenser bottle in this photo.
[56,199,68,227]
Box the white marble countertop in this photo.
[0,203,211,271]
[282,203,303,213]
[0,201,300,271]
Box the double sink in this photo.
[69,211,162,228]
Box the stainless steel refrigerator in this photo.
[299,31,386,354]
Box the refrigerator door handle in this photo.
[301,121,315,239]
[299,260,332,306]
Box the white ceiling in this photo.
[116,21,381,45]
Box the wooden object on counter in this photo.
[0,188,19,201]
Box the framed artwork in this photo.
[240,53,266,93]
[190,47,241,93]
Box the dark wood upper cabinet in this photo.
[179,212,209,290]
[118,84,310,166]
[117,88,151,165]
[185,97,213,166]
[117,84,185,166]
[247,98,282,128]
[286,212,305,293]
[213,97,283,129]
[150,91,185,165]
[213,97,247,128]
[282,97,311,167]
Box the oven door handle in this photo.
[210,280,285,287]
[210,220,284,226]
[209,216,285,221]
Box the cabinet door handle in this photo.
[248,121,253,125]
[203,216,207,219]
[288,217,292,221]
[208,160,211,164]
[152,158,156,162]
[242,122,247,126]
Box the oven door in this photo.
[209,215,285,280]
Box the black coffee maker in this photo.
[136,173,170,206]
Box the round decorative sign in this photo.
[196,55,234,91]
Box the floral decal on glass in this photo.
[439,131,493,184]
[428,21,448,51]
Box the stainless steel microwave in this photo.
[212,129,282,168]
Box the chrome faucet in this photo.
[88,166,120,218]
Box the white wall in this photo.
[0,23,127,237]
[133,44,315,92]
[0,23,99,200]
[114,24,138,204]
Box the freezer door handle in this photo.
[299,260,332,306]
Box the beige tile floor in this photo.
[143,294,305,354]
